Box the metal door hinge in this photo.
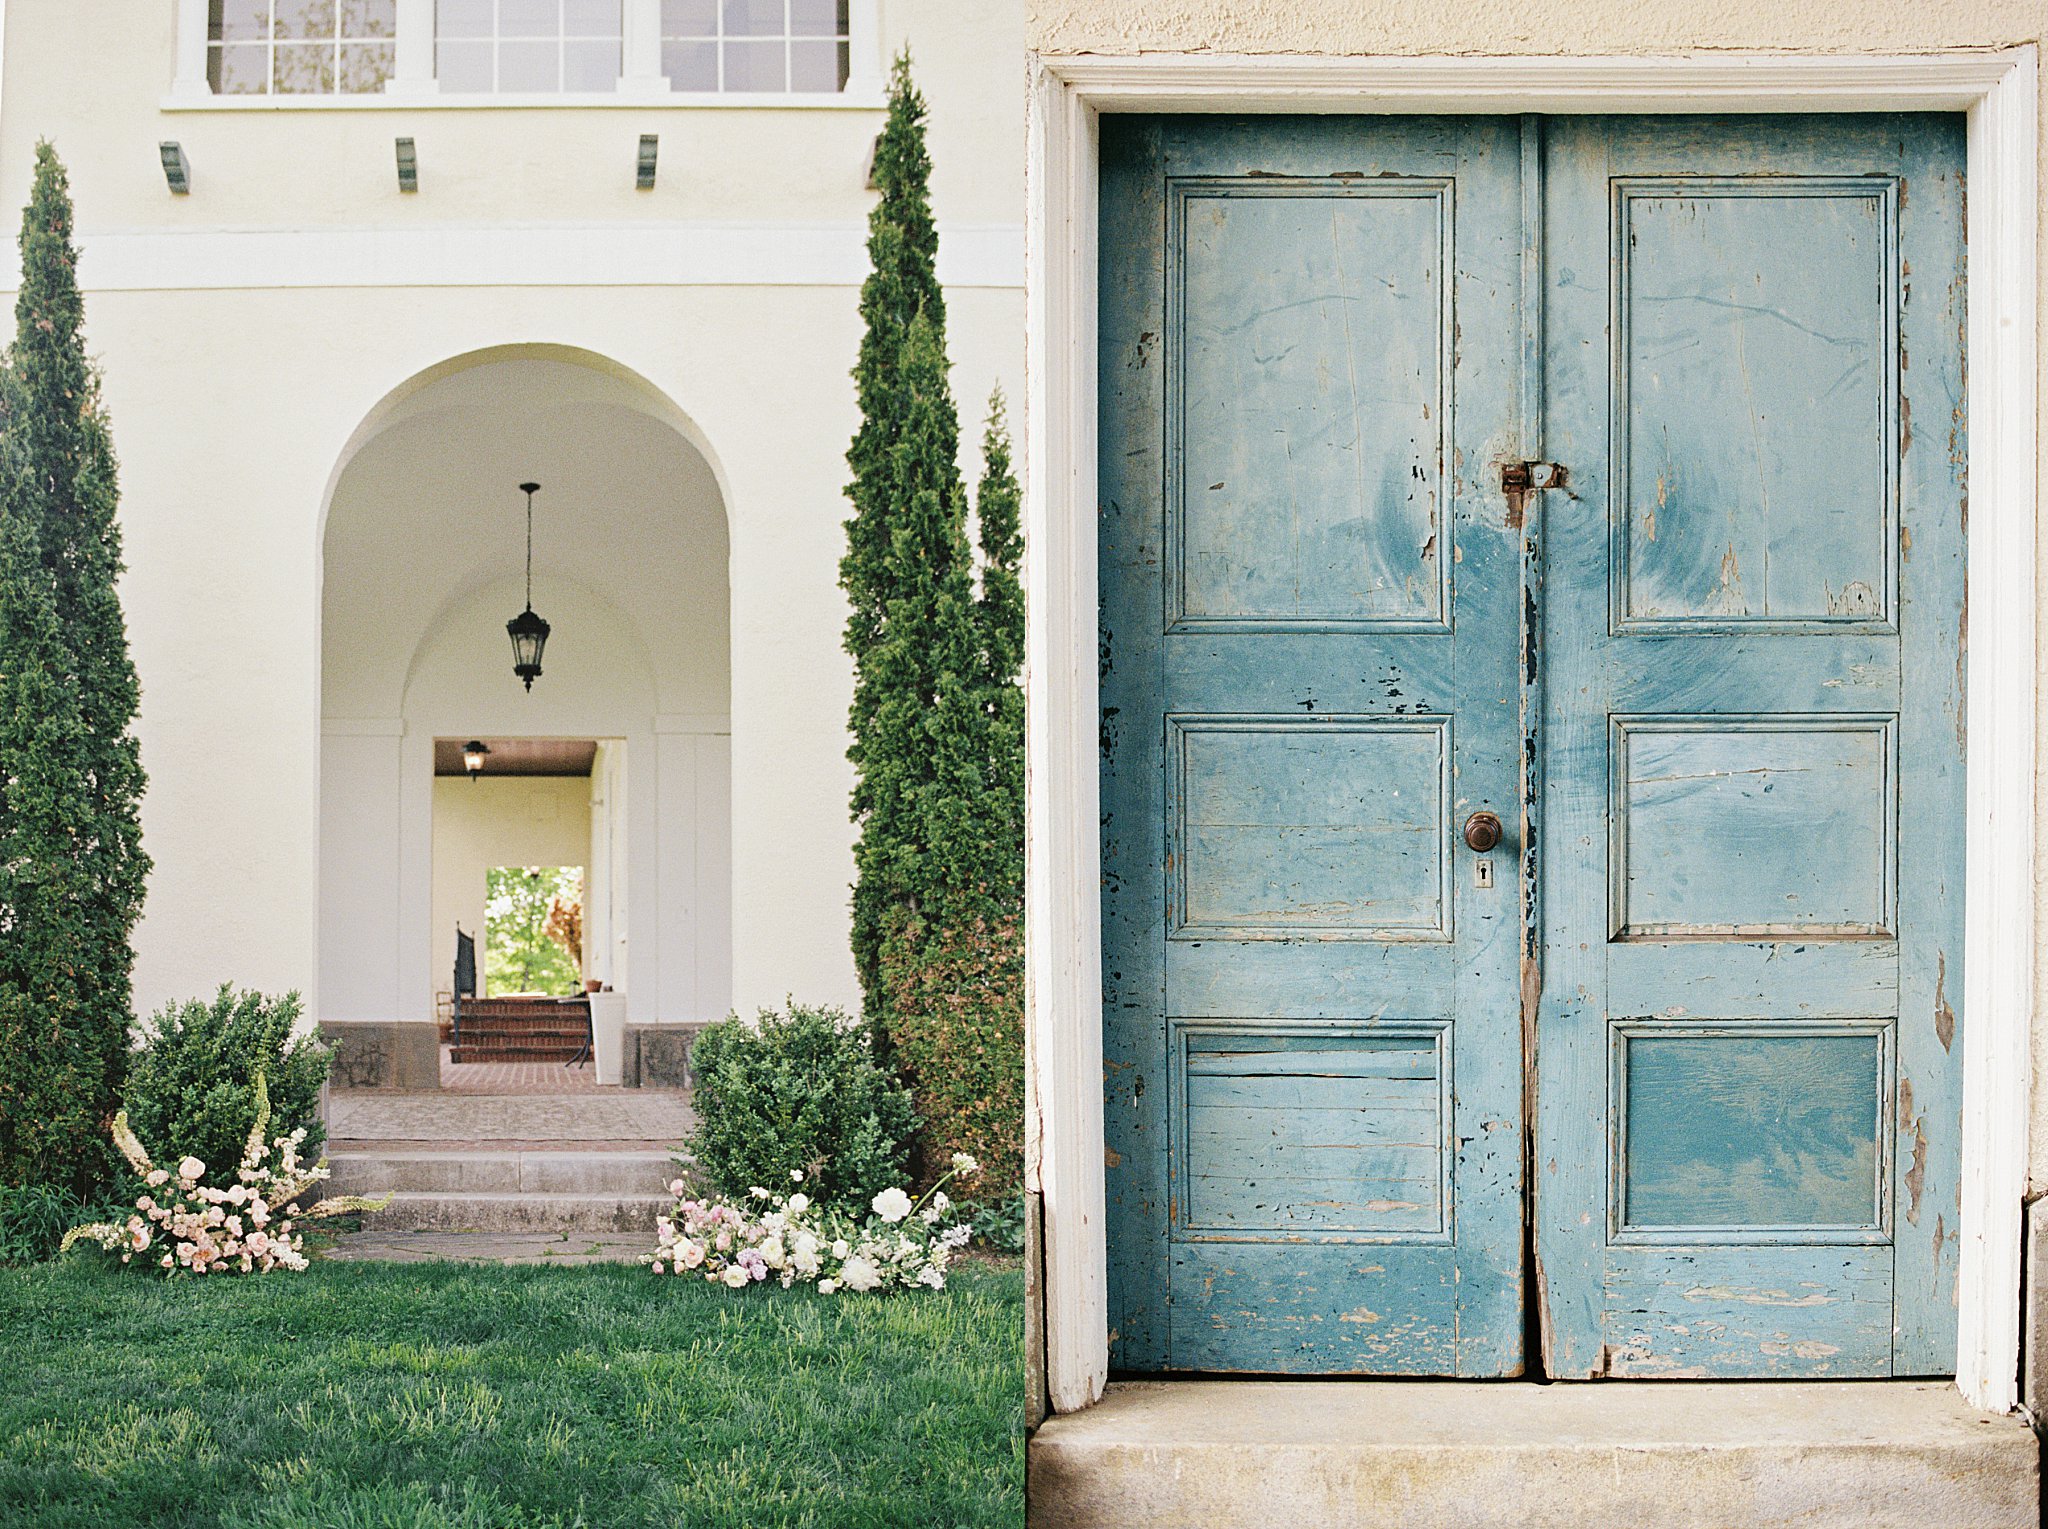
[1501,460,1568,528]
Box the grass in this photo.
[0,1254,1024,1528]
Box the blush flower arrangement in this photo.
[650,1151,980,1294]
[61,1073,388,1275]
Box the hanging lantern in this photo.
[507,481,550,690]
[461,740,491,780]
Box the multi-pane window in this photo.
[437,0,624,93]
[661,0,849,93]
[208,0,397,94]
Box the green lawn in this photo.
[0,1255,1024,1528]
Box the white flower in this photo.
[760,1237,786,1269]
[794,1232,819,1259]
[839,1255,882,1292]
[871,1187,913,1224]
[916,1266,945,1290]
[950,1152,979,1178]
[831,1240,850,1259]
[178,1156,206,1183]
[790,1169,804,1182]
[818,1279,839,1295]
[679,1240,706,1269]
[786,1193,810,1216]
[748,1186,771,1200]
[669,1178,687,1196]
[145,1169,169,1188]
[722,1265,751,1289]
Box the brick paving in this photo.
[439,1045,601,1093]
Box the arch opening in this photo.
[317,350,733,1074]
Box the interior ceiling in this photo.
[321,357,732,721]
[433,737,598,777]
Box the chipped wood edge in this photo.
[1024,46,2039,1416]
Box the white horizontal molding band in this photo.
[54,221,1024,293]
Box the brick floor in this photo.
[439,1045,603,1094]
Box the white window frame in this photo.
[1024,48,2038,1418]
[168,0,881,108]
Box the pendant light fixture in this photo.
[461,740,491,780]
[506,481,550,690]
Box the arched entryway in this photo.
[316,346,733,1081]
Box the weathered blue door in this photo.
[1534,115,1967,1377]
[1099,116,1531,1375]
[1099,112,1966,1379]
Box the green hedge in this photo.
[124,987,330,1179]
[684,1001,917,1210]
[876,906,1022,1191]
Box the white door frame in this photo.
[1023,48,2039,1415]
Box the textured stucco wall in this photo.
[1026,1,2045,57]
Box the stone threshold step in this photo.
[324,1148,676,1197]
[448,1049,587,1064]
[1028,1379,2037,1529]
[359,1190,670,1235]
[329,1139,683,1153]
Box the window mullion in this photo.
[621,0,663,89]
[391,0,439,94]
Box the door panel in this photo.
[1100,115,1528,1376]
[1098,111,1967,1381]
[1536,115,1967,1377]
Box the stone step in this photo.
[353,1190,670,1235]
[324,1149,676,1199]
[1028,1380,2038,1529]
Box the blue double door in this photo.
[1099,114,1966,1377]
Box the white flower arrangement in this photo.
[62,1072,389,1276]
[649,1151,981,1295]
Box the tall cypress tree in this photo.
[971,390,1024,907]
[0,143,150,1197]
[842,58,1028,1185]
[843,51,951,1013]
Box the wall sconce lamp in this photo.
[462,740,491,780]
[637,134,658,190]
[396,137,419,193]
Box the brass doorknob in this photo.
[1462,811,1503,853]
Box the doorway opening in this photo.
[432,736,622,1078]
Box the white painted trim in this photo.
[391,0,438,95]
[1958,47,2039,1419]
[1025,53,1107,1418]
[43,222,1023,293]
[1023,47,2039,1417]
[171,0,210,103]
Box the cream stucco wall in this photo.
[1027,1,2048,1193]
[0,0,1025,1034]
[430,775,593,994]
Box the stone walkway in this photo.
[327,1088,696,1149]
[322,1229,647,1264]
[439,1046,603,1094]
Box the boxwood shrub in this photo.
[123,987,331,1179]
[685,1001,917,1210]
